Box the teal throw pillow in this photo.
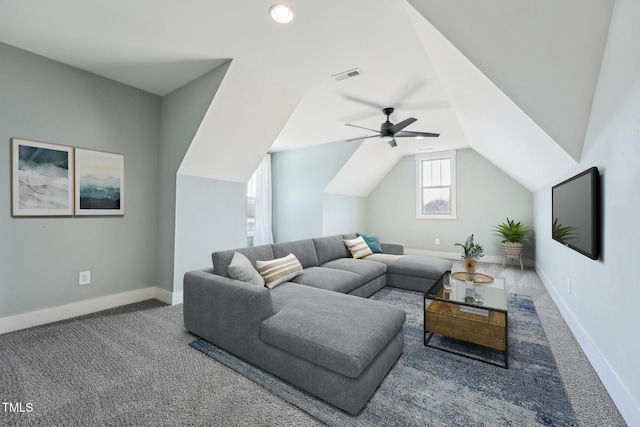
[356,232,383,253]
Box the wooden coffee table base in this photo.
[425,300,508,368]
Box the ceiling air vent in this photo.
[332,68,361,82]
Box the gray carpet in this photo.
[0,263,626,426]
[191,291,576,426]
[0,300,322,427]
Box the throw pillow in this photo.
[256,253,303,289]
[343,236,373,259]
[356,232,383,253]
[228,252,265,286]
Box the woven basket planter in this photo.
[502,242,524,269]
[502,242,523,257]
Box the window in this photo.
[416,150,457,219]
[247,171,257,235]
[247,155,274,246]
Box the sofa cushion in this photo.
[379,243,404,255]
[228,252,264,286]
[291,266,363,294]
[268,282,320,312]
[261,290,406,378]
[313,235,350,264]
[343,236,374,259]
[213,245,275,278]
[271,239,319,268]
[257,253,304,289]
[321,258,386,283]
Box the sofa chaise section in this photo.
[184,272,405,414]
[366,253,453,292]
[261,289,405,379]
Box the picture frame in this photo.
[11,138,74,216]
[74,148,125,216]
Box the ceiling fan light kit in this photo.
[269,4,294,24]
[345,107,440,147]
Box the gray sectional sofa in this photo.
[183,233,452,414]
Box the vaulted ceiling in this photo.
[0,0,614,192]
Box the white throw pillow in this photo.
[228,251,265,286]
[256,253,303,289]
[343,236,373,259]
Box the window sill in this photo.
[416,214,457,220]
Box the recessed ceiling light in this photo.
[270,4,294,24]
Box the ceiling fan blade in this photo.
[387,137,397,148]
[342,95,382,109]
[346,135,380,142]
[392,79,428,106]
[394,130,440,138]
[394,101,449,110]
[387,117,417,134]
[345,123,380,133]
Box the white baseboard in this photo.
[154,287,183,305]
[0,286,183,335]
[404,248,535,268]
[536,266,640,427]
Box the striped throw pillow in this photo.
[343,236,373,259]
[256,253,303,289]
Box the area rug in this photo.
[190,288,576,426]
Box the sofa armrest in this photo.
[183,269,275,355]
[381,243,404,255]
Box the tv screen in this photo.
[551,167,600,260]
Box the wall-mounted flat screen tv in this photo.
[551,167,600,260]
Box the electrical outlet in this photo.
[435,238,440,245]
[567,278,571,295]
[79,271,91,286]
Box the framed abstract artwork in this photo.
[11,138,74,216]
[74,148,125,216]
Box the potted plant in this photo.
[455,234,484,280]
[491,218,533,269]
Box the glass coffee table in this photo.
[424,271,508,368]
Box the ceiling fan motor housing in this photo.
[380,107,395,135]
[380,121,393,134]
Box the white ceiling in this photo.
[0,0,614,191]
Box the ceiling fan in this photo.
[345,107,439,147]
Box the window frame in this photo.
[415,150,457,220]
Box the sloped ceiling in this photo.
[408,0,614,162]
[402,2,578,191]
[0,0,614,191]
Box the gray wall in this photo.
[157,62,230,291]
[271,139,362,242]
[173,174,247,292]
[322,193,367,236]
[0,42,160,317]
[534,0,640,420]
[366,149,534,258]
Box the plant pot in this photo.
[502,242,524,269]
